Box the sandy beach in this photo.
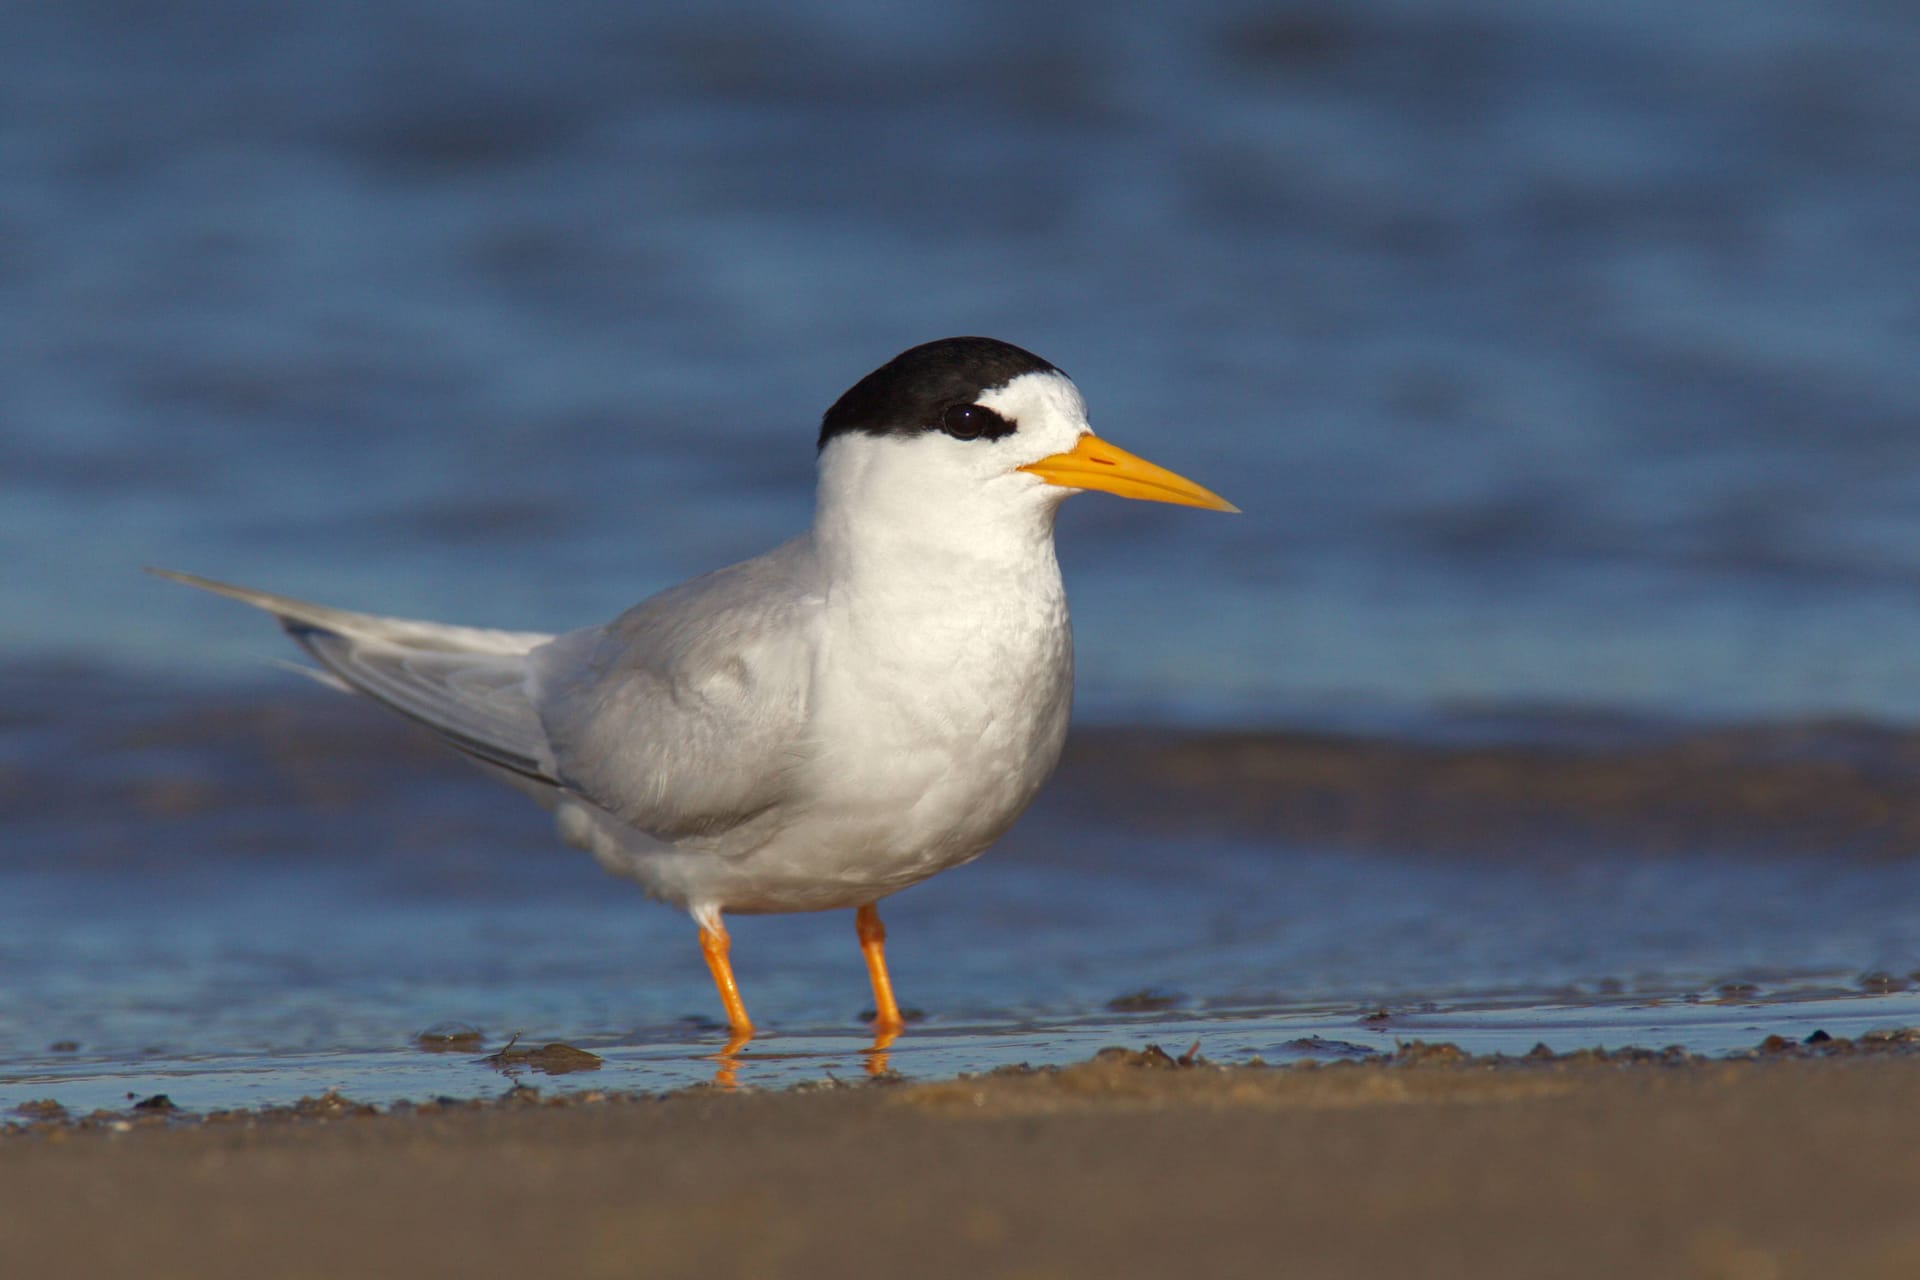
[8,1038,1920,1279]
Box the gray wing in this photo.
[150,569,557,783]
[526,535,822,843]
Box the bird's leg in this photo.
[856,903,905,1033]
[697,916,753,1040]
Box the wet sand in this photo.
[8,1040,1920,1278]
[1057,718,1920,859]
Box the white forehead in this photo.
[975,369,1087,430]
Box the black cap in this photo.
[818,337,1062,450]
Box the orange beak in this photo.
[1018,435,1239,512]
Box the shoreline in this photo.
[7,1037,1920,1277]
[9,1026,1920,1139]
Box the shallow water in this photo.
[8,684,1920,1112]
[8,1,1920,1111]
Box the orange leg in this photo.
[856,903,905,1033]
[698,920,753,1040]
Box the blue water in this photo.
[10,719,1920,1112]
[6,0,1920,723]
[7,678,1920,1111]
[7,0,1920,1111]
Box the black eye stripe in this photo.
[940,403,1015,442]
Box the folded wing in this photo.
[528,537,822,845]
[155,541,823,851]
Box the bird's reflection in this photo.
[703,1024,902,1090]
[863,1023,900,1078]
[706,1029,752,1091]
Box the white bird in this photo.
[154,337,1235,1044]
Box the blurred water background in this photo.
[7,0,1920,1110]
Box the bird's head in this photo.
[815,338,1236,539]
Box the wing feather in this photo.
[150,569,556,781]
[155,546,824,849]
[527,536,821,844]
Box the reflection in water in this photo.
[706,1026,899,1091]
[707,1037,748,1093]
[863,1025,900,1080]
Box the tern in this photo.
[155,337,1235,1044]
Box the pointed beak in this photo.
[1017,435,1239,512]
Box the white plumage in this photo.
[156,338,1234,1036]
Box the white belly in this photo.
[564,593,1074,914]
[708,606,1073,911]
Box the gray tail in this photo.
[150,568,561,784]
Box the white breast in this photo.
[569,381,1091,915]
[698,536,1072,912]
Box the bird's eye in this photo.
[941,403,1008,441]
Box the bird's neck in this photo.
[810,445,1066,597]
[808,446,1074,738]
